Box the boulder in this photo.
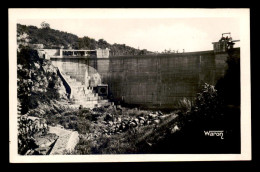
[108,121,113,126]
[138,116,145,121]
[149,113,158,119]
[117,117,122,123]
[104,113,113,121]
[171,125,180,134]
[130,122,137,128]
[139,120,145,125]
[159,115,168,120]
[158,111,163,116]
[153,119,160,124]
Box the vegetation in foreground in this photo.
[65,82,239,154]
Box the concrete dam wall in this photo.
[51,48,239,109]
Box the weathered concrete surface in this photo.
[49,126,79,155]
[51,48,240,109]
[66,131,79,152]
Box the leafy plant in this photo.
[200,84,221,114]
[18,115,38,155]
[177,97,193,114]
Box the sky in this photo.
[18,18,240,52]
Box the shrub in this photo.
[18,115,38,155]
[192,83,223,121]
[177,97,193,114]
[77,117,91,134]
[74,135,92,154]
[215,49,240,106]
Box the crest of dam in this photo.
[50,48,240,110]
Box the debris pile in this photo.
[82,106,175,137]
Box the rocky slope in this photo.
[17,48,70,116]
[17,48,79,154]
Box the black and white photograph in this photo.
[9,8,251,162]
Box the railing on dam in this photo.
[39,48,110,59]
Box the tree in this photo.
[215,48,240,106]
[98,39,108,49]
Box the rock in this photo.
[138,116,145,121]
[104,113,113,121]
[34,147,50,155]
[116,123,121,128]
[111,128,116,133]
[171,125,180,134]
[117,117,122,123]
[149,113,158,119]
[139,120,145,125]
[159,115,168,120]
[158,111,163,116]
[119,122,126,131]
[40,144,46,147]
[116,105,122,110]
[130,122,137,128]
[108,121,113,126]
[153,119,160,124]
[146,141,152,147]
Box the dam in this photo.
[47,38,240,110]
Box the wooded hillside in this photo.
[17,23,153,56]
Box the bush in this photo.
[215,49,240,106]
[74,135,92,154]
[177,97,193,114]
[192,83,223,121]
[18,115,38,155]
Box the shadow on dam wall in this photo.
[51,49,239,110]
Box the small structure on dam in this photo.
[212,32,240,53]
